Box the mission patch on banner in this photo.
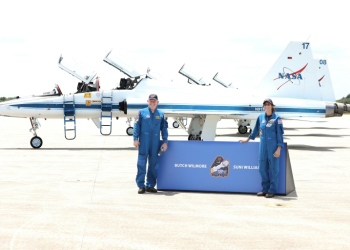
[210,155,230,178]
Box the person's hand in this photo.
[239,138,250,143]
[161,143,168,152]
[133,140,140,148]
[274,147,281,158]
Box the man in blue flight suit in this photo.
[133,94,168,194]
[240,98,284,198]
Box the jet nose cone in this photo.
[0,101,13,116]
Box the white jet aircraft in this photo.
[0,41,348,148]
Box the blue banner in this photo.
[158,141,287,194]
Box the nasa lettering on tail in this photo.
[274,64,308,90]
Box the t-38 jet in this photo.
[176,43,344,135]
[0,41,348,148]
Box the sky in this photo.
[1,0,350,99]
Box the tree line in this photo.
[336,93,350,104]
[0,97,16,102]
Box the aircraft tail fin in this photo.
[315,59,335,102]
[256,42,334,102]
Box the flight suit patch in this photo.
[156,116,161,119]
[135,111,140,124]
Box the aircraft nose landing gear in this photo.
[30,136,43,149]
[29,117,43,149]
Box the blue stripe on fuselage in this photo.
[10,103,326,114]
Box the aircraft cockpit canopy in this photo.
[58,55,99,93]
[103,51,144,90]
[179,65,211,86]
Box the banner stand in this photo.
[285,146,296,195]
[157,141,296,196]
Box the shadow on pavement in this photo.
[286,133,349,137]
[153,191,179,196]
[285,127,347,130]
[103,135,186,137]
[216,133,250,137]
[287,144,349,151]
[219,133,349,138]
[0,147,138,151]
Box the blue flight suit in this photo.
[133,107,168,188]
[249,112,284,194]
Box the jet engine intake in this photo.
[119,99,127,114]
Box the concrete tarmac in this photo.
[0,115,349,250]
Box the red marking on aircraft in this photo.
[318,75,325,82]
[275,63,308,90]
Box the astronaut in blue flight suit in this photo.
[133,94,168,194]
[240,98,284,198]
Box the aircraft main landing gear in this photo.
[126,127,133,136]
[188,134,202,141]
[173,121,179,128]
[126,117,133,136]
[238,125,248,134]
[29,117,42,149]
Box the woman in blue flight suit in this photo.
[240,98,284,198]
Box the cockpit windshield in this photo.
[38,84,62,97]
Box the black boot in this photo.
[145,187,157,193]
[138,188,145,194]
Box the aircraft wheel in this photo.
[173,121,179,128]
[30,136,43,149]
[188,134,194,141]
[126,127,133,136]
[238,125,248,134]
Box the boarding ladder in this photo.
[63,95,76,140]
[100,91,113,135]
